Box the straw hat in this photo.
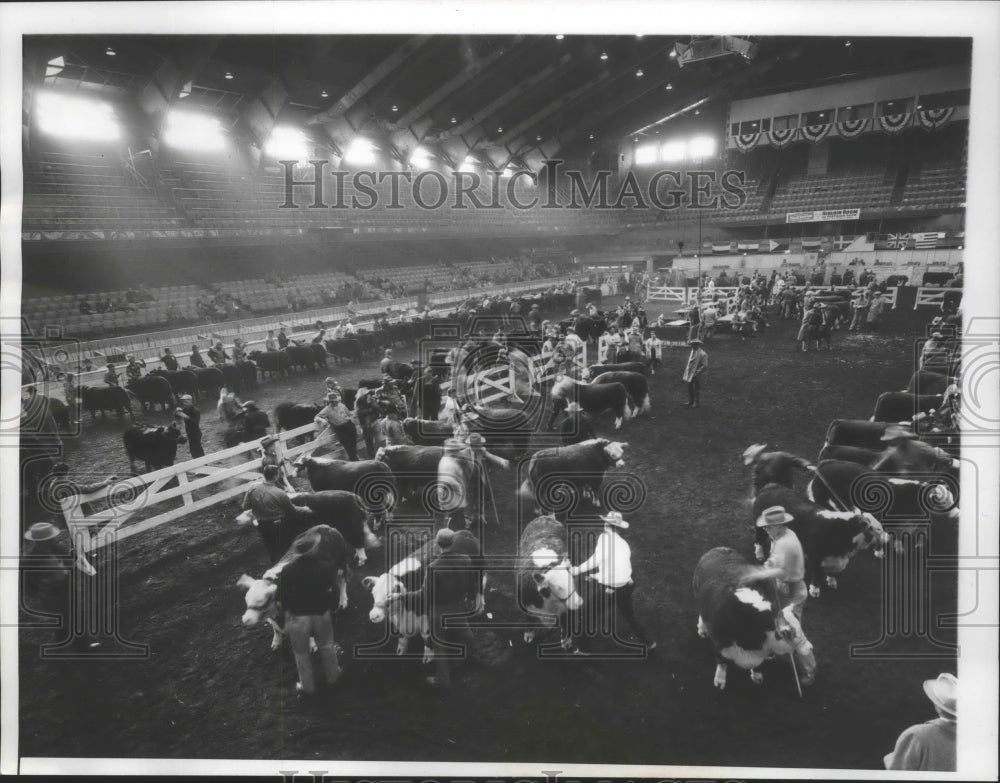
[689,338,703,347]
[600,511,630,529]
[443,438,466,455]
[24,522,61,542]
[742,443,767,465]
[756,505,795,527]
[922,673,957,717]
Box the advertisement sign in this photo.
[785,208,861,223]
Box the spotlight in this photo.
[105,46,116,56]
[224,71,234,80]
[669,48,677,58]
[536,135,542,141]
[845,40,852,47]
[665,83,673,90]
[600,52,608,61]
[588,133,594,139]
[555,34,564,40]
[451,116,457,124]
[694,109,700,115]
[391,105,398,112]
[321,89,328,98]
[497,127,503,133]
[635,69,644,78]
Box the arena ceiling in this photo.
[24,34,971,168]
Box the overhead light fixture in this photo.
[451,116,457,124]
[600,52,608,61]
[224,71,234,80]
[665,83,673,90]
[497,127,503,133]
[179,80,193,99]
[345,137,377,165]
[917,104,923,109]
[105,46,116,56]
[555,34,564,40]
[45,56,65,78]
[635,69,644,78]
[669,48,677,58]
[694,109,700,115]
[845,40,852,47]
[536,135,542,141]
[391,105,398,112]
[320,89,328,98]
[410,147,433,170]
[588,133,594,139]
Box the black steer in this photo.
[825,419,902,451]
[402,417,454,446]
[872,392,943,424]
[922,271,955,287]
[123,422,187,474]
[188,366,225,398]
[80,385,133,420]
[559,410,597,445]
[248,350,291,380]
[374,444,445,501]
[293,455,396,525]
[283,345,316,372]
[816,443,883,466]
[324,338,362,364]
[588,361,652,377]
[127,375,175,413]
[288,490,380,565]
[149,369,199,400]
[906,369,951,396]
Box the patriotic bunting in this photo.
[836,118,868,139]
[800,123,832,144]
[768,128,798,148]
[916,107,955,131]
[734,131,761,152]
[877,113,911,135]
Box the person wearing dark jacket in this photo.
[174,395,204,458]
[189,345,207,369]
[160,348,179,372]
[742,443,815,493]
[279,554,343,696]
[238,401,270,442]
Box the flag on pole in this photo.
[737,241,759,251]
[712,242,733,254]
[833,235,857,251]
[913,231,945,249]
[886,232,911,249]
[801,238,821,250]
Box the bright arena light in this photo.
[688,136,716,158]
[164,110,225,151]
[635,144,659,165]
[36,91,121,141]
[344,137,377,165]
[410,147,433,169]
[265,126,309,160]
[661,141,686,162]
[457,157,478,174]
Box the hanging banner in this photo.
[785,208,861,224]
[836,118,869,139]
[768,127,798,148]
[711,242,733,254]
[734,131,760,152]
[877,113,911,134]
[916,107,955,131]
[800,123,832,144]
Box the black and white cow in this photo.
[693,546,817,690]
[518,515,583,647]
[288,490,381,565]
[587,370,651,416]
[521,438,627,515]
[123,422,187,474]
[363,529,484,661]
[292,455,397,526]
[550,376,632,429]
[236,524,351,650]
[753,483,887,597]
[872,392,943,424]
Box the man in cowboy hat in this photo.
[240,465,300,563]
[757,505,807,620]
[871,425,957,475]
[682,338,708,408]
[173,394,204,458]
[124,353,146,383]
[22,522,102,651]
[311,390,358,461]
[742,444,816,494]
[104,362,121,387]
[570,511,656,654]
[884,673,957,771]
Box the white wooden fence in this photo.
[914,287,959,310]
[60,346,586,570]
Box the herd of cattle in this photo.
[21,286,963,697]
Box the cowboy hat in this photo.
[443,438,466,455]
[600,511,630,529]
[756,505,795,527]
[689,338,703,346]
[880,424,917,441]
[178,394,193,403]
[326,391,341,401]
[742,443,767,465]
[241,400,257,408]
[922,672,957,717]
[24,522,61,542]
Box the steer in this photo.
[906,369,951,396]
[324,338,362,365]
[872,392,943,424]
[292,455,396,527]
[283,345,316,372]
[521,438,626,515]
[753,483,887,597]
[248,350,292,380]
[825,419,905,451]
[236,524,350,650]
[402,417,454,446]
[693,546,817,690]
[816,443,883,466]
[123,422,187,474]
[80,385,133,420]
[288,490,381,565]
[127,375,175,413]
[807,460,958,549]
[587,360,653,377]
[374,444,444,502]
[588,370,651,416]
[274,402,322,433]
[550,376,632,430]
[518,515,583,648]
[363,529,484,661]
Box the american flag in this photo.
[886,232,911,249]
[913,231,945,249]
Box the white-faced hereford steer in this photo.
[518,515,583,649]
[693,546,817,690]
[550,375,632,430]
[520,438,627,514]
[753,483,887,597]
[236,524,350,651]
[363,529,485,662]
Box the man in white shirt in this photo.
[757,505,808,620]
[563,326,585,352]
[571,511,656,653]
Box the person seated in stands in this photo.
[207,341,228,365]
[161,348,179,372]
[78,297,94,315]
[189,345,206,369]
[95,298,111,314]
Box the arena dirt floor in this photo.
[19,293,958,769]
